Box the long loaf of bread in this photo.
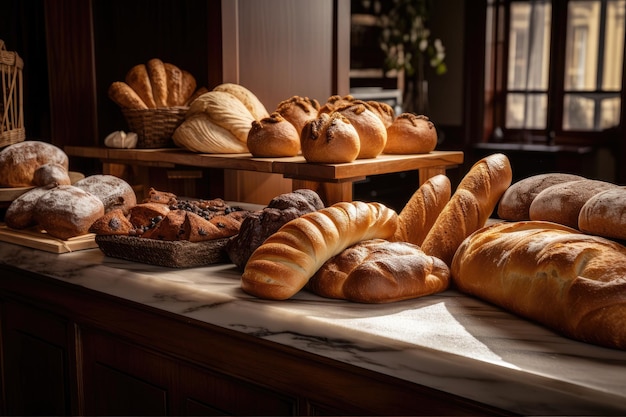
[391,174,451,246]
[451,220,626,350]
[421,153,512,266]
[241,201,398,300]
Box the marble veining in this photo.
[2,241,626,415]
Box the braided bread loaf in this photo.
[241,201,398,300]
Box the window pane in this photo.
[603,0,626,90]
[562,93,620,130]
[600,97,621,128]
[506,93,547,129]
[508,2,551,90]
[565,1,601,90]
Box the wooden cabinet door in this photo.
[1,300,75,416]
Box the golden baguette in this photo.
[421,153,512,266]
[107,81,148,110]
[241,201,398,300]
[391,174,451,246]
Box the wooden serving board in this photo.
[0,224,97,253]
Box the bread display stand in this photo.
[63,146,463,205]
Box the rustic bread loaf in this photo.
[33,185,105,240]
[529,179,619,229]
[300,112,360,163]
[451,220,626,350]
[392,174,451,245]
[384,113,437,154]
[213,83,269,121]
[275,95,320,134]
[335,100,387,159]
[0,141,69,187]
[247,112,300,157]
[307,239,450,303]
[73,174,136,214]
[421,153,512,266]
[241,201,398,300]
[497,173,586,221]
[578,187,626,240]
[4,185,54,229]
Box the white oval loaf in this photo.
[241,201,398,300]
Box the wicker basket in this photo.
[0,40,25,148]
[122,106,187,149]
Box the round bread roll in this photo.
[300,112,360,163]
[497,173,586,221]
[275,96,320,135]
[73,174,137,215]
[247,112,300,157]
[306,239,450,303]
[0,141,69,187]
[33,163,72,187]
[319,94,355,114]
[336,101,387,159]
[366,100,395,128]
[4,185,55,230]
[578,187,626,240]
[529,179,619,229]
[213,83,269,121]
[384,113,437,154]
[33,185,105,240]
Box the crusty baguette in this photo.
[125,64,157,108]
[108,81,148,110]
[451,220,626,350]
[306,239,450,303]
[391,174,451,245]
[421,153,512,266]
[241,201,398,300]
[146,58,168,108]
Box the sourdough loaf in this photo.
[275,96,320,134]
[335,100,387,159]
[578,187,626,240]
[73,174,137,214]
[451,220,626,350]
[384,114,437,154]
[300,112,360,163]
[247,112,300,157]
[307,239,450,303]
[0,141,69,187]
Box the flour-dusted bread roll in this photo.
[497,173,586,221]
[247,112,300,157]
[300,112,360,163]
[32,163,72,187]
[241,201,398,300]
[578,187,626,240]
[336,100,387,159]
[4,185,55,229]
[173,113,248,154]
[73,174,137,215]
[33,185,105,240]
[186,90,255,144]
[421,153,512,266]
[529,179,619,229]
[384,113,437,154]
[451,220,626,350]
[392,174,451,246]
[275,95,320,135]
[366,101,395,128]
[125,64,157,108]
[307,239,450,303]
[146,58,168,108]
[0,141,69,187]
[213,83,269,121]
[108,81,149,110]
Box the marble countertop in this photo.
[1,240,626,415]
